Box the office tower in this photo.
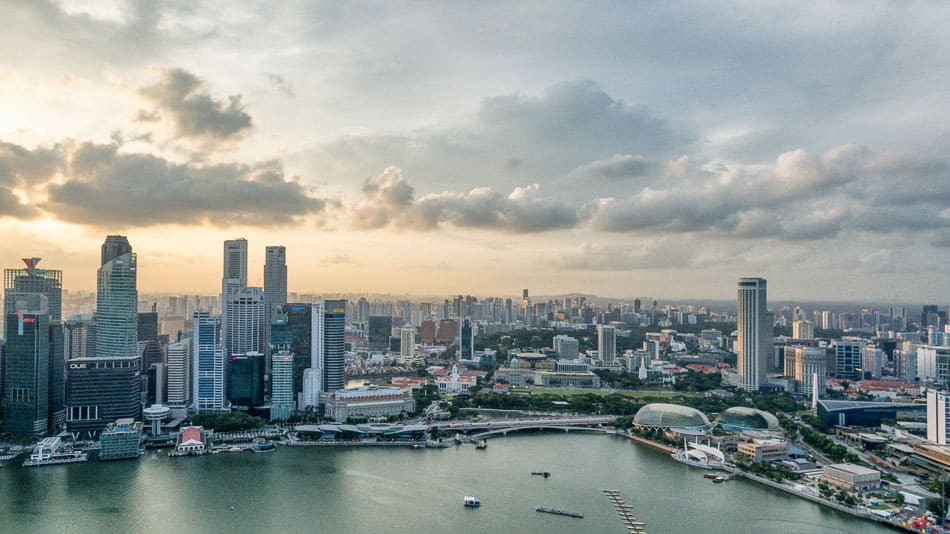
[221,238,248,350]
[96,236,138,359]
[228,351,265,408]
[224,287,265,357]
[263,246,287,360]
[263,246,287,318]
[65,355,141,435]
[553,335,579,360]
[597,325,617,364]
[737,277,770,391]
[928,389,950,445]
[48,321,65,429]
[794,347,826,398]
[834,339,867,380]
[137,310,159,343]
[280,303,311,405]
[792,320,815,340]
[3,257,62,330]
[166,339,191,410]
[633,298,642,314]
[3,311,50,438]
[459,319,474,360]
[64,315,93,359]
[193,312,225,412]
[521,289,531,324]
[923,305,940,329]
[301,300,345,409]
[368,316,392,351]
[270,350,294,421]
[861,346,884,379]
[357,297,370,324]
[400,326,418,366]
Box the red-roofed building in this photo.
[176,426,207,454]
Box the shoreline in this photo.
[619,431,911,533]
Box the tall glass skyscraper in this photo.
[221,238,248,349]
[263,246,287,319]
[96,236,138,359]
[224,287,265,357]
[3,311,50,438]
[193,312,225,412]
[3,257,65,435]
[67,237,141,435]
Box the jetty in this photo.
[601,489,646,533]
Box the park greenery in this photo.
[733,454,802,483]
[778,414,863,464]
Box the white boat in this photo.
[463,496,481,507]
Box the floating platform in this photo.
[536,506,583,518]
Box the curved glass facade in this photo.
[716,407,779,432]
[633,403,710,430]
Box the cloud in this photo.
[307,80,681,195]
[138,67,253,142]
[0,139,328,227]
[566,154,655,182]
[352,167,578,233]
[267,73,295,98]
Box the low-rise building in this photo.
[324,385,415,422]
[737,439,789,462]
[535,370,601,389]
[176,426,208,454]
[822,463,880,492]
[99,418,142,461]
[435,364,477,395]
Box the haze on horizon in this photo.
[2,1,949,303]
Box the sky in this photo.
[1,1,949,302]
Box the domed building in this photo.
[632,403,711,431]
[716,407,780,433]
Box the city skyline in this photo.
[2,3,950,301]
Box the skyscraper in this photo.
[193,312,225,412]
[223,287,265,357]
[597,325,617,364]
[834,338,867,380]
[264,246,287,318]
[96,236,138,359]
[3,257,62,326]
[165,339,191,412]
[368,316,392,351]
[794,347,826,398]
[66,237,141,435]
[737,277,770,391]
[521,289,531,325]
[3,311,50,438]
[228,351,265,408]
[270,350,294,421]
[301,299,345,409]
[400,326,418,366]
[459,318,474,360]
[221,238,248,350]
[279,303,311,406]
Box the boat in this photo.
[713,476,726,483]
[475,439,487,449]
[252,441,275,453]
[531,471,551,478]
[703,473,718,479]
[228,446,244,453]
[463,496,481,508]
[536,506,583,518]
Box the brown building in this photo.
[421,320,437,344]
[437,320,457,345]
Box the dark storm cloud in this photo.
[138,68,253,141]
[352,167,577,233]
[0,141,63,186]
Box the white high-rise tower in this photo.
[737,277,770,391]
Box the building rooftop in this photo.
[825,463,879,476]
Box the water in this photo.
[0,433,893,533]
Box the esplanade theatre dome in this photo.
[716,407,780,432]
[632,403,711,430]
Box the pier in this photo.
[602,489,646,533]
[535,506,583,518]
